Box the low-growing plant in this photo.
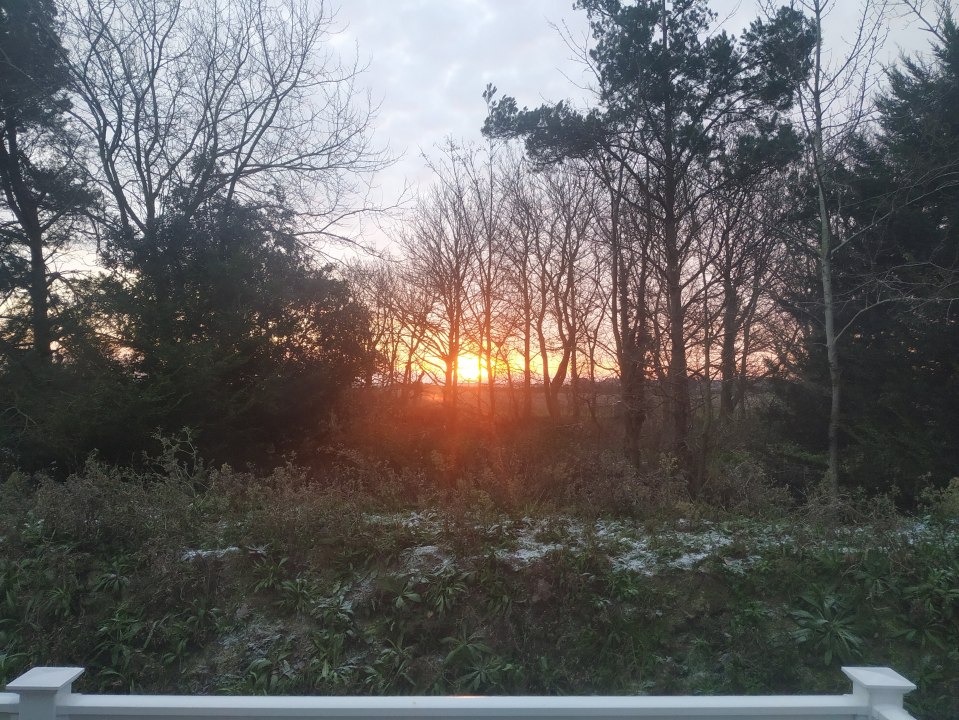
[790,587,864,665]
[425,565,473,616]
[92,558,132,596]
[277,576,319,615]
[242,641,295,695]
[252,557,288,592]
[362,638,414,693]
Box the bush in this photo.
[702,453,791,517]
[29,458,195,553]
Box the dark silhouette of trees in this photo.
[484,0,813,476]
[64,0,387,251]
[91,193,371,458]
[0,0,92,365]
[777,9,959,499]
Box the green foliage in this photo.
[252,558,288,593]
[0,0,91,365]
[771,15,959,503]
[442,629,523,692]
[0,452,957,717]
[790,587,865,665]
[276,576,319,615]
[1,191,373,471]
[921,477,959,520]
[241,640,296,695]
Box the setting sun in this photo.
[456,353,486,384]
[418,351,522,385]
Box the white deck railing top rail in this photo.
[0,666,919,720]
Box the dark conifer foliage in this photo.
[484,0,813,479]
[0,0,375,470]
[0,0,91,365]
[774,19,959,499]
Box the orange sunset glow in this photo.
[416,351,526,385]
[455,353,486,384]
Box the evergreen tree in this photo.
[0,0,90,364]
[776,17,959,499]
[87,194,373,462]
[484,0,812,474]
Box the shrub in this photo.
[702,453,791,517]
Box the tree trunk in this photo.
[523,324,532,419]
[27,231,51,364]
[0,119,52,364]
[664,222,690,460]
[812,4,840,498]
[819,184,841,496]
[719,276,738,423]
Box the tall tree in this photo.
[90,193,371,459]
[64,0,387,264]
[0,0,90,364]
[780,0,886,494]
[500,153,542,419]
[485,0,813,471]
[782,9,959,498]
[403,147,476,415]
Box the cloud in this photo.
[332,2,592,198]
[327,0,929,252]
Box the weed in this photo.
[790,587,864,665]
[252,557,288,592]
[277,576,318,615]
[92,558,132,596]
[242,640,295,694]
[425,565,473,616]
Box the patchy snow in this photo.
[359,510,957,578]
[721,557,760,574]
[362,511,443,535]
[611,537,657,575]
[496,518,568,567]
[402,544,450,572]
[181,546,240,561]
[499,539,564,567]
[667,530,733,570]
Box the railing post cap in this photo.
[5,667,84,693]
[842,666,916,693]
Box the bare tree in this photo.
[779,0,888,494]
[64,0,388,249]
[342,259,401,387]
[459,133,509,420]
[529,164,597,421]
[500,153,542,419]
[402,146,476,415]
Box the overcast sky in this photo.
[329,1,934,250]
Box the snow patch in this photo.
[401,544,449,573]
[181,546,240,561]
[668,530,733,570]
[363,511,443,535]
[611,537,656,575]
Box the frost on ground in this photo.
[362,510,444,534]
[332,512,956,579]
[665,530,733,569]
[181,546,240,561]
[355,512,744,575]
[401,544,449,573]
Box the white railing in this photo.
[0,666,919,720]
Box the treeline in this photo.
[1,0,957,501]
[347,1,959,501]
[0,0,383,468]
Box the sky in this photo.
[329,0,934,252]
